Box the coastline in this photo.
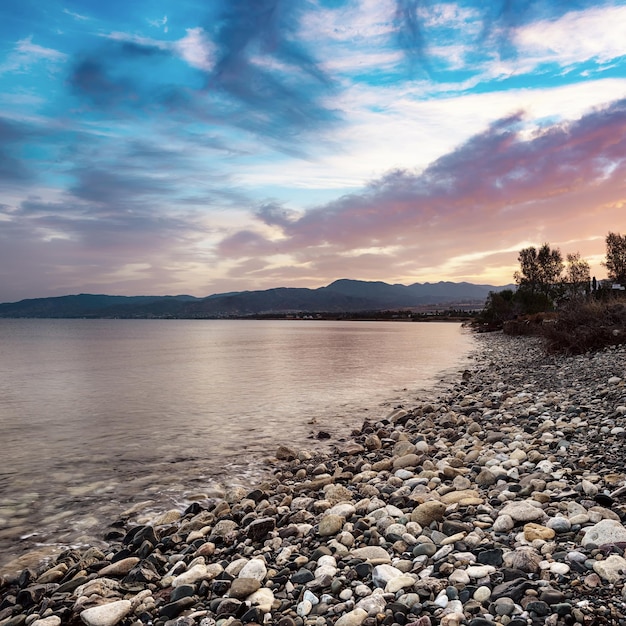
[2,332,626,625]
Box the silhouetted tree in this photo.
[514,243,564,309]
[604,232,626,285]
[480,289,517,326]
[564,252,590,299]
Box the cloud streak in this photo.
[68,0,339,146]
[218,98,626,279]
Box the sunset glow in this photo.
[1,0,625,301]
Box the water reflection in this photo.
[0,319,475,567]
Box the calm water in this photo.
[0,319,475,569]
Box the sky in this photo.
[1,0,625,302]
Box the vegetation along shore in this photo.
[2,329,626,626]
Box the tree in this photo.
[564,252,590,299]
[480,289,517,326]
[604,232,626,285]
[514,243,564,306]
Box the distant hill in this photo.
[0,279,515,318]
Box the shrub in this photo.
[542,298,626,354]
[503,312,558,337]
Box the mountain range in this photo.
[0,279,514,318]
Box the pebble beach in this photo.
[2,332,626,626]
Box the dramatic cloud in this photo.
[0,0,625,300]
[218,98,626,280]
[68,0,338,144]
[208,0,337,134]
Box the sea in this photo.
[0,318,476,569]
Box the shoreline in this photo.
[2,332,626,625]
[0,322,475,573]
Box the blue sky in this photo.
[1,0,625,301]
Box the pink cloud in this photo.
[217,98,626,282]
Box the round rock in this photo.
[523,523,555,542]
[229,577,261,599]
[350,546,391,565]
[238,559,267,582]
[80,600,132,626]
[411,501,447,526]
[499,501,545,522]
[582,520,626,548]
[593,555,626,583]
[334,608,368,626]
[319,514,344,536]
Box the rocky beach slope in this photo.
[2,333,626,626]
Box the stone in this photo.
[540,589,566,605]
[342,442,365,455]
[502,548,542,574]
[499,501,545,522]
[210,519,239,539]
[98,557,140,577]
[325,484,354,504]
[411,501,447,526]
[466,565,495,579]
[328,503,356,518]
[372,564,403,588]
[385,574,416,593]
[491,579,534,603]
[393,454,422,469]
[80,600,132,626]
[297,600,313,616]
[32,619,61,626]
[172,563,222,587]
[247,517,275,542]
[356,593,387,614]
[523,523,555,541]
[412,542,437,557]
[74,577,121,599]
[393,441,416,456]
[475,469,496,486]
[526,601,550,617]
[448,569,470,585]
[194,541,216,557]
[593,555,626,583]
[318,514,344,536]
[247,587,274,613]
[170,584,195,602]
[291,568,314,584]
[581,479,599,497]
[428,545,452,563]
[581,520,626,547]
[493,515,514,532]
[477,548,503,566]
[494,597,516,616]
[440,613,464,626]
[276,445,297,460]
[473,586,491,603]
[229,578,261,599]
[160,597,195,619]
[334,608,368,626]
[546,517,571,533]
[238,559,267,581]
[550,562,570,576]
[152,509,182,525]
[364,434,382,450]
[351,546,391,564]
[440,489,482,505]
